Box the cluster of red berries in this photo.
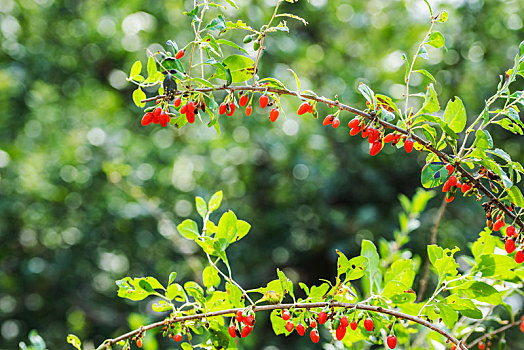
[322,114,340,128]
[276,309,397,348]
[141,107,171,127]
[228,310,256,339]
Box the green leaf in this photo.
[184,7,199,21]
[258,77,287,90]
[439,304,458,329]
[185,281,205,305]
[196,196,207,218]
[146,55,157,79]
[66,334,82,350]
[445,295,482,319]
[505,186,524,207]
[166,283,186,301]
[471,229,497,258]
[421,162,447,188]
[401,53,410,80]
[494,118,523,135]
[443,97,467,133]
[384,259,416,288]
[270,309,290,336]
[428,245,459,281]
[361,240,381,293]
[233,220,251,242]
[358,83,376,107]
[191,77,215,88]
[132,88,146,108]
[205,15,226,32]
[226,282,244,307]
[216,39,247,54]
[277,268,294,299]
[152,300,172,312]
[473,129,493,150]
[129,61,142,78]
[418,45,429,59]
[453,281,503,304]
[413,69,436,82]
[224,0,238,9]
[438,11,449,23]
[417,83,439,115]
[472,254,517,279]
[382,281,416,304]
[208,191,223,211]
[288,68,301,91]
[181,343,192,350]
[177,219,200,240]
[116,277,155,301]
[422,125,437,146]
[203,266,221,288]
[213,55,254,83]
[425,31,445,48]
[168,272,177,285]
[417,114,457,139]
[336,251,368,280]
[217,210,237,243]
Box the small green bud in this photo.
[243,35,253,44]
[253,41,260,51]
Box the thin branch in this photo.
[97,301,469,350]
[466,316,522,349]
[252,0,282,84]
[140,85,524,233]
[417,196,448,302]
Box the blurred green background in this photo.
[1,0,523,349]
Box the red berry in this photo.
[478,342,485,350]
[285,321,294,332]
[452,345,457,350]
[240,325,253,338]
[236,310,244,323]
[186,111,195,124]
[243,315,255,326]
[506,225,516,237]
[226,102,236,116]
[141,112,154,126]
[239,94,249,107]
[404,139,414,153]
[461,183,471,193]
[446,164,454,176]
[153,107,162,117]
[348,117,360,129]
[175,49,185,59]
[340,316,349,328]
[187,101,195,112]
[228,325,236,338]
[219,103,227,115]
[332,117,340,128]
[493,219,504,232]
[448,175,458,187]
[297,102,310,115]
[310,320,317,328]
[152,113,160,124]
[445,195,454,203]
[383,134,396,143]
[259,94,269,108]
[350,321,358,330]
[174,334,182,342]
[310,329,320,343]
[269,108,279,122]
[180,104,188,115]
[520,320,524,333]
[282,309,291,321]
[505,239,516,254]
[160,112,170,127]
[336,325,346,341]
[296,324,306,336]
[361,127,369,138]
[370,141,383,156]
[323,115,334,126]
[245,105,253,116]
[515,250,524,264]
[136,338,142,348]
[364,318,374,331]
[174,98,182,108]
[349,126,361,136]
[387,335,397,349]
[368,128,379,143]
[318,311,328,325]
[442,181,451,193]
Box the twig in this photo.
[466,316,522,349]
[417,196,448,302]
[252,0,282,84]
[140,85,524,233]
[96,301,469,350]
